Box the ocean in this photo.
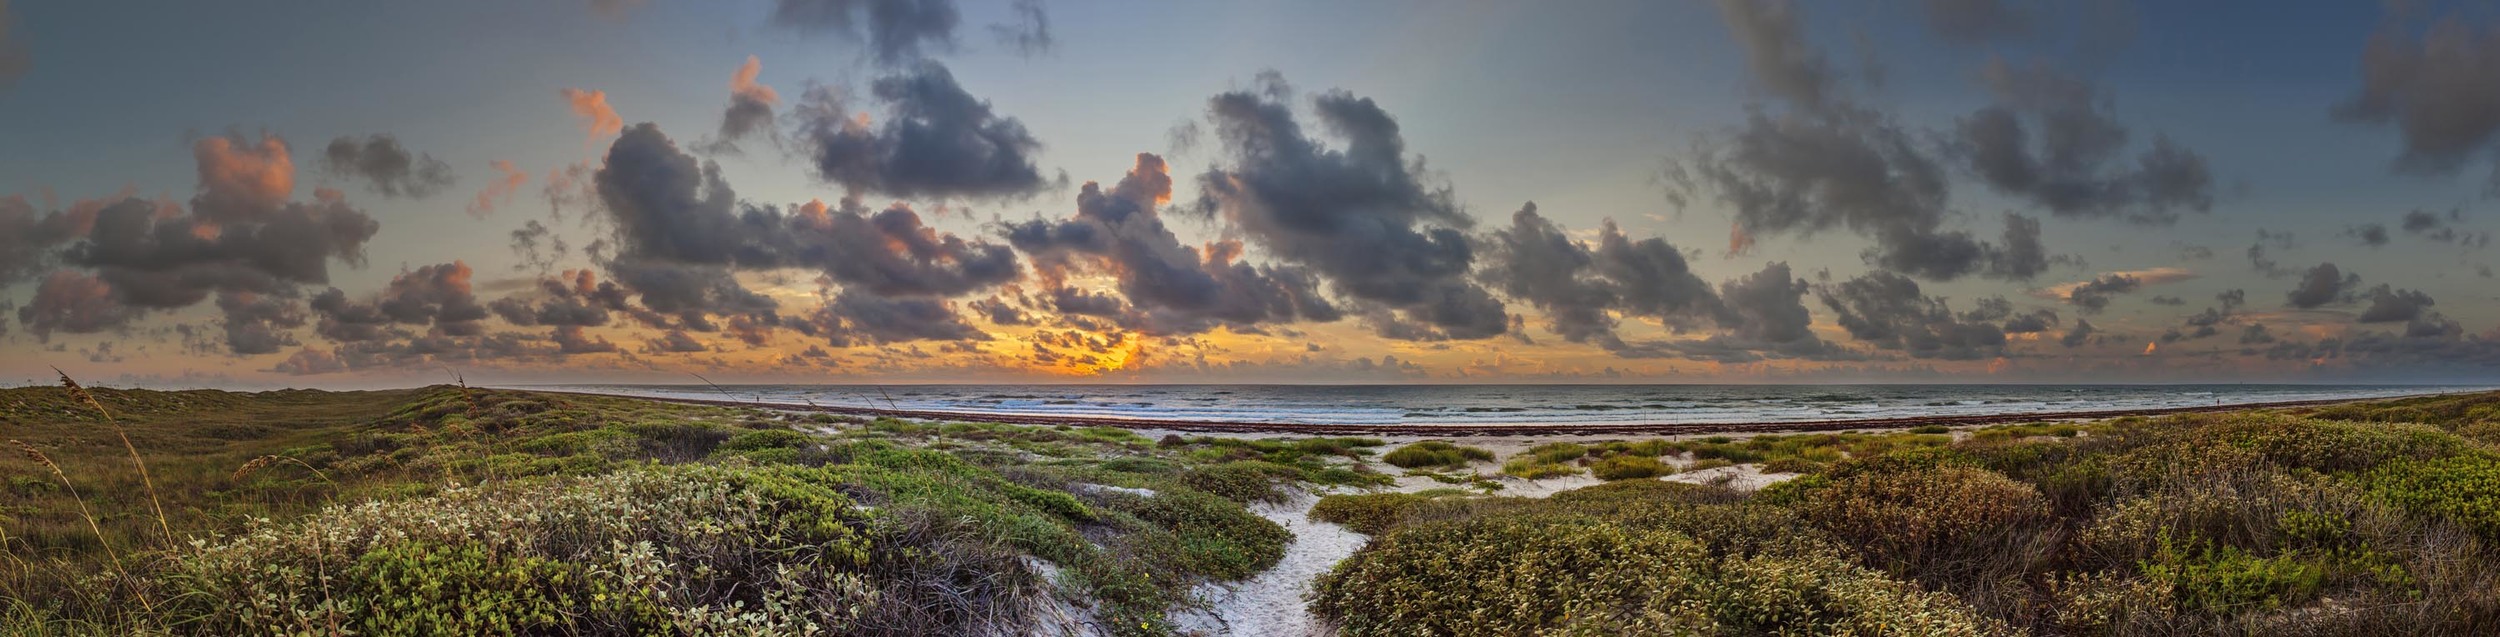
[534,384,2483,427]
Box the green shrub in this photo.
[1312,515,2001,636]
[1310,492,1433,535]
[1592,454,1669,481]
[2365,455,2500,540]
[1502,456,1582,479]
[1523,441,1587,463]
[1911,425,1951,434]
[1381,440,1495,469]
[1180,460,1298,504]
[1686,458,1735,472]
[716,427,812,452]
[1787,464,2051,579]
[165,465,1033,636]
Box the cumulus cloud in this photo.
[2335,11,2500,187]
[1004,153,1340,334]
[0,194,97,288]
[2059,317,2096,348]
[1477,203,1723,351]
[16,270,136,338]
[1950,61,2215,224]
[319,134,456,199]
[2285,262,2361,309]
[714,55,781,151]
[2396,208,2490,248]
[26,133,383,354]
[2034,267,2196,313]
[2356,285,2435,323]
[794,62,1048,200]
[795,290,988,346]
[772,0,961,65]
[1818,271,2019,360]
[1193,78,1508,340]
[1715,0,1836,109]
[308,261,489,346]
[561,88,624,141]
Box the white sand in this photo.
[1171,491,1367,637]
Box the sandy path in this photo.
[1171,491,1365,636]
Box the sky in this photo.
[4,0,2500,388]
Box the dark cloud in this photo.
[714,56,782,152]
[319,134,456,199]
[771,0,959,65]
[273,347,348,375]
[989,0,1050,57]
[2148,295,2186,306]
[2239,323,2276,345]
[794,62,1048,200]
[2344,223,2390,247]
[1477,204,1719,350]
[2334,12,2500,185]
[1704,261,1836,356]
[0,194,94,288]
[2356,285,2435,323]
[1951,61,2214,224]
[641,329,710,354]
[2059,318,2096,348]
[2395,208,2491,248]
[1818,271,2009,360]
[21,134,385,354]
[17,270,138,338]
[2248,229,2297,278]
[1715,0,1836,109]
[1004,153,1340,334]
[1192,79,1508,340]
[591,122,1022,333]
[795,290,987,346]
[1922,0,2027,45]
[2063,273,2141,313]
[309,262,489,346]
[216,291,304,355]
[2285,262,2361,309]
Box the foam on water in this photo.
[529,384,2485,427]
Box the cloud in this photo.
[2059,317,2096,347]
[319,134,456,199]
[2285,262,2360,309]
[2396,207,2491,247]
[1715,0,1836,110]
[1818,271,2014,360]
[216,290,304,355]
[794,289,987,346]
[1950,61,2215,224]
[641,329,709,354]
[715,55,782,151]
[0,194,97,288]
[32,133,383,354]
[793,61,1049,200]
[561,88,624,141]
[2033,267,2196,312]
[272,347,348,375]
[1187,78,1507,340]
[2335,11,2500,184]
[589,122,1020,336]
[1003,153,1340,334]
[771,0,961,65]
[466,160,530,218]
[2345,223,2390,247]
[2356,285,2435,323]
[308,262,489,346]
[16,270,136,338]
[990,0,1051,57]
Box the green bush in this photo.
[1502,456,1582,479]
[1592,454,1670,481]
[1310,492,1434,535]
[1381,440,1495,469]
[166,465,1026,635]
[2365,455,2500,540]
[1786,464,2051,579]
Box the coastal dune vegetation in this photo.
[0,377,2498,635]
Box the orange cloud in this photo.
[730,55,779,106]
[191,133,294,220]
[560,87,623,140]
[466,160,529,218]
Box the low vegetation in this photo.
[0,380,1395,636]
[1311,391,2500,635]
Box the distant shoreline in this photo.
[536,389,2466,436]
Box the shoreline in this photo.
[533,389,2423,436]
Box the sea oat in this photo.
[56,368,174,548]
